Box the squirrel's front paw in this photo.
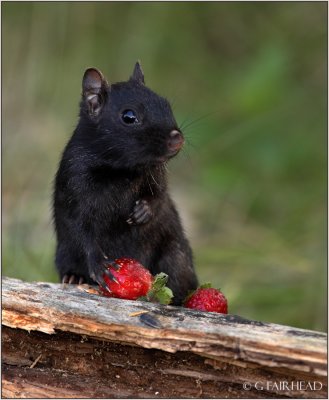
[88,253,120,293]
[127,199,153,225]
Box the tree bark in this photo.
[2,277,327,398]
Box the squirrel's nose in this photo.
[167,130,184,153]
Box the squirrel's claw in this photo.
[88,254,122,290]
[128,199,153,225]
[98,279,112,294]
[103,267,119,284]
[109,261,121,271]
[62,274,85,286]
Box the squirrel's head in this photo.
[79,62,184,169]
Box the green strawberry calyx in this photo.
[138,272,173,305]
[183,282,222,304]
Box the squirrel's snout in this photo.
[167,130,184,154]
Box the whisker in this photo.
[146,172,155,196]
[180,146,194,167]
[179,114,194,131]
[181,111,217,132]
[184,136,198,151]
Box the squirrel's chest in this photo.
[87,176,146,219]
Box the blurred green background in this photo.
[2,2,327,331]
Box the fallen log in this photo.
[1,277,327,398]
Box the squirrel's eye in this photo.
[121,109,139,124]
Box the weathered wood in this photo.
[2,327,327,399]
[1,277,328,398]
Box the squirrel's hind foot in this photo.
[62,274,85,285]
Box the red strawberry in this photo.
[100,257,153,300]
[184,284,228,314]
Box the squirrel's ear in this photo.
[130,61,145,84]
[82,68,109,118]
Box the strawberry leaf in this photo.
[152,272,169,290]
[183,283,223,305]
[200,282,212,289]
[154,286,173,305]
[142,272,174,305]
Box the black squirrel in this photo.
[53,62,198,305]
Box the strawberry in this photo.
[100,257,173,304]
[100,258,153,300]
[184,284,228,314]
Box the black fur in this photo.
[53,62,198,305]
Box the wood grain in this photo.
[2,327,327,399]
[1,277,327,398]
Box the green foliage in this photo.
[2,2,326,330]
[143,273,174,305]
